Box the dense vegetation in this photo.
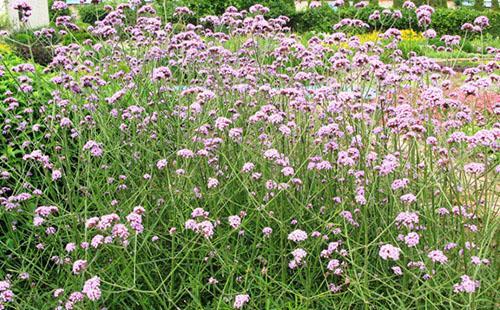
[0,1,498,309]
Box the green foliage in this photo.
[0,53,25,100]
[78,3,109,25]
[152,1,499,37]
[247,0,296,18]
[0,50,53,115]
[5,30,59,66]
[397,40,423,58]
[0,13,10,30]
[58,21,94,45]
[290,5,500,37]
[291,4,339,33]
[154,0,295,22]
[430,7,500,37]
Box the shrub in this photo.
[61,29,94,45]
[430,7,500,37]
[5,30,59,66]
[290,5,500,37]
[291,4,339,33]
[155,0,295,22]
[78,3,109,25]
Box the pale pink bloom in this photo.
[91,235,104,248]
[400,193,417,204]
[287,229,308,242]
[233,294,250,309]
[53,288,64,298]
[453,275,480,293]
[82,276,101,301]
[392,266,403,275]
[404,232,420,247]
[428,250,448,264]
[72,260,87,275]
[156,159,168,170]
[177,149,195,158]
[327,259,340,271]
[207,178,219,188]
[262,227,273,237]
[379,244,401,261]
[191,208,209,218]
[241,162,255,172]
[228,215,241,229]
[52,169,62,180]
[65,243,76,253]
[464,162,485,174]
[198,221,215,239]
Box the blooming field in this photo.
[0,1,499,309]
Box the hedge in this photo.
[154,0,295,21]
[78,3,109,25]
[291,5,500,37]
[153,0,499,37]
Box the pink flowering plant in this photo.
[0,1,498,309]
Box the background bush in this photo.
[153,0,499,37]
[5,30,59,66]
[291,6,500,37]
[155,0,295,21]
[78,3,109,25]
[430,7,500,37]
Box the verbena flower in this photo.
[379,244,401,261]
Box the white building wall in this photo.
[1,0,50,29]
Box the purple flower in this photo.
[83,140,103,157]
[13,1,32,22]
[403,1,416,9]
[416,5,434,27]
[262,227,273,237]
[228,215,241,229]
[82,276,101,301]
[287,229,308,242]
[453,275,480,293]
[233,294,250,309]
[151,67,172,81]
[404,232,420,247]
[51,169,62,181]
[422,29,436,39]
[400,194,417,204]
[51,1,68,10]
[392,266,403,275]
[289,248,307,269]
[379,244,401,261]
[428,250,448,264]
[464,162,485,174]
[72,260,88,275]
[474,16,489,29]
